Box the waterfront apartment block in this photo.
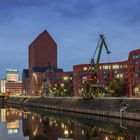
[73,49,140,97]
[23,48,140,97]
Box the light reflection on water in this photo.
[0,107,140,140]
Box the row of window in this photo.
[132,66,140,72]
[100,73,123,78]
[132,53,140,59]
[83,64,127,71]
[131,60,140,65]
[101,69,126,74]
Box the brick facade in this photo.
[29,30,57,70]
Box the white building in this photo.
[6,69,19,82]
[0,80,6,94]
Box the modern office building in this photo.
[6,69,19,82]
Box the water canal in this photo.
[0,107,140,140]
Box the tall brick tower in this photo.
[28,30,57,95]
[29,30,57,71]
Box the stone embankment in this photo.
[1,96,140,120]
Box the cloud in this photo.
[0,0,140,77]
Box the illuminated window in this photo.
[63,76,68,80]
[117,74,123,78]
[103,65,110,69]
[113,65,119,69]
[83,67,88,71]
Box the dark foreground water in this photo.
[0,107,140,140]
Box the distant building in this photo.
[6,69,19,82]
[5,81,22,96]
[0,69,23,96]
[0,80,6,94]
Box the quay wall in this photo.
[1,96,140,120]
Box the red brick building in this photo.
[27,30,57,95]
[128,49,140,97]
[24,66,73,96]
[73,49,140,97]
[6,81,22,96]
[29,30,57,70]
[42,70,73,96]
[22,29,140,97]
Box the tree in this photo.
[108,79,122,97]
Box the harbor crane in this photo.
[84,34,111,99]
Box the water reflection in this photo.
[0,107,140,140]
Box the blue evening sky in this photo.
[0,0,140,79]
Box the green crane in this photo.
[89,34,111,77]
[84,34,111,99]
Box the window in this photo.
[112,70,118,74]
[113,65,119,69]
[132,61,139,65]
[123,65,127,68]
[132,54,140,59]
[102,65,111,70]
[117,74,123,78]
[83,67,88,71]
[135,73,140,78]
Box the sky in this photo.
[0,0,140,79]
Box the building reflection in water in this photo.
[0,108,140,140]
[21,111,140,140]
